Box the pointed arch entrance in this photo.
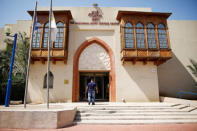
[72,37,116,102]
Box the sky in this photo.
[0,0,197,27]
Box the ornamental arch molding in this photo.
[72,37,116,102]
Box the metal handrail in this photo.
[178,90,197,99]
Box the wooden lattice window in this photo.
[54,22,64,48]
[32,22,42,48]
[42,22,49,48]
[158,24,168,49]
[124,22,134,48]
[147,23,157,49]
[43,71,54,89]
[136,23,145,49]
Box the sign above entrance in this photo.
[70,4,119,25]
[88,4,102,21]
[88,10,102,21]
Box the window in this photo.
[43,71,54,89]
[158,24,168,49]
[32,22,41,48]
[54,22,64,48]
[147,23,157,49]
[136,23,145,49]
[124,22,134,48]
[43,22,49,48]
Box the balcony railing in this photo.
[121,48,172,65]
[31,48,67,64]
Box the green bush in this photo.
[0,32,29,105]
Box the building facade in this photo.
[1,6,197,103]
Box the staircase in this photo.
[73,103,197,124]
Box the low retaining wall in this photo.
[0,107,77,129]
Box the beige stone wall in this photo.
[28,27,159,103]
[0,28,6,50]
[5,20,32,35]
[28,61,73,103]
[37,7,152,23]
[0,20,31,50]
[27,28,116,103]
[116,62,159,102]
[27,7,161,103]
[158,20,197,99]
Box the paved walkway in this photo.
[1,124,197,131]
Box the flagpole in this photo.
[24,1,37,108]
[47,0,52,109]
[4,34,17,107]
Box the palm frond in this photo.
[190,59,197,71]
[188,59,197,77]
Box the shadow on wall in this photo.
[122,62,159,102]
[158,52,197,100]
[28,73,58,103]
[27,79,44,103]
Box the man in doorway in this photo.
[86,78,98,105]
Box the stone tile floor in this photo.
[1,124,197,131]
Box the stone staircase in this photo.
[73,103,197,124]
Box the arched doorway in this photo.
[72,37,116,102]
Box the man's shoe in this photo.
[88,102,90,105]
[92,103,95,105]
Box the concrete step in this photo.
[76,112,197,117]
[77,104,179,108]
[182,106,197,112]
[75,115,197,120]
[77,105,188,110]
[76,103,178,107]
[74,104,197,124]
[73,119,197,124]
[77,105,197,113]
[77,109,192,113]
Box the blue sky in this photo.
[0,0,197,27]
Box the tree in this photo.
[188,59,197,77]
[14,32,29,78]
[0,38,13,104]
[0,32,29,104]
[187,59,197,88]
